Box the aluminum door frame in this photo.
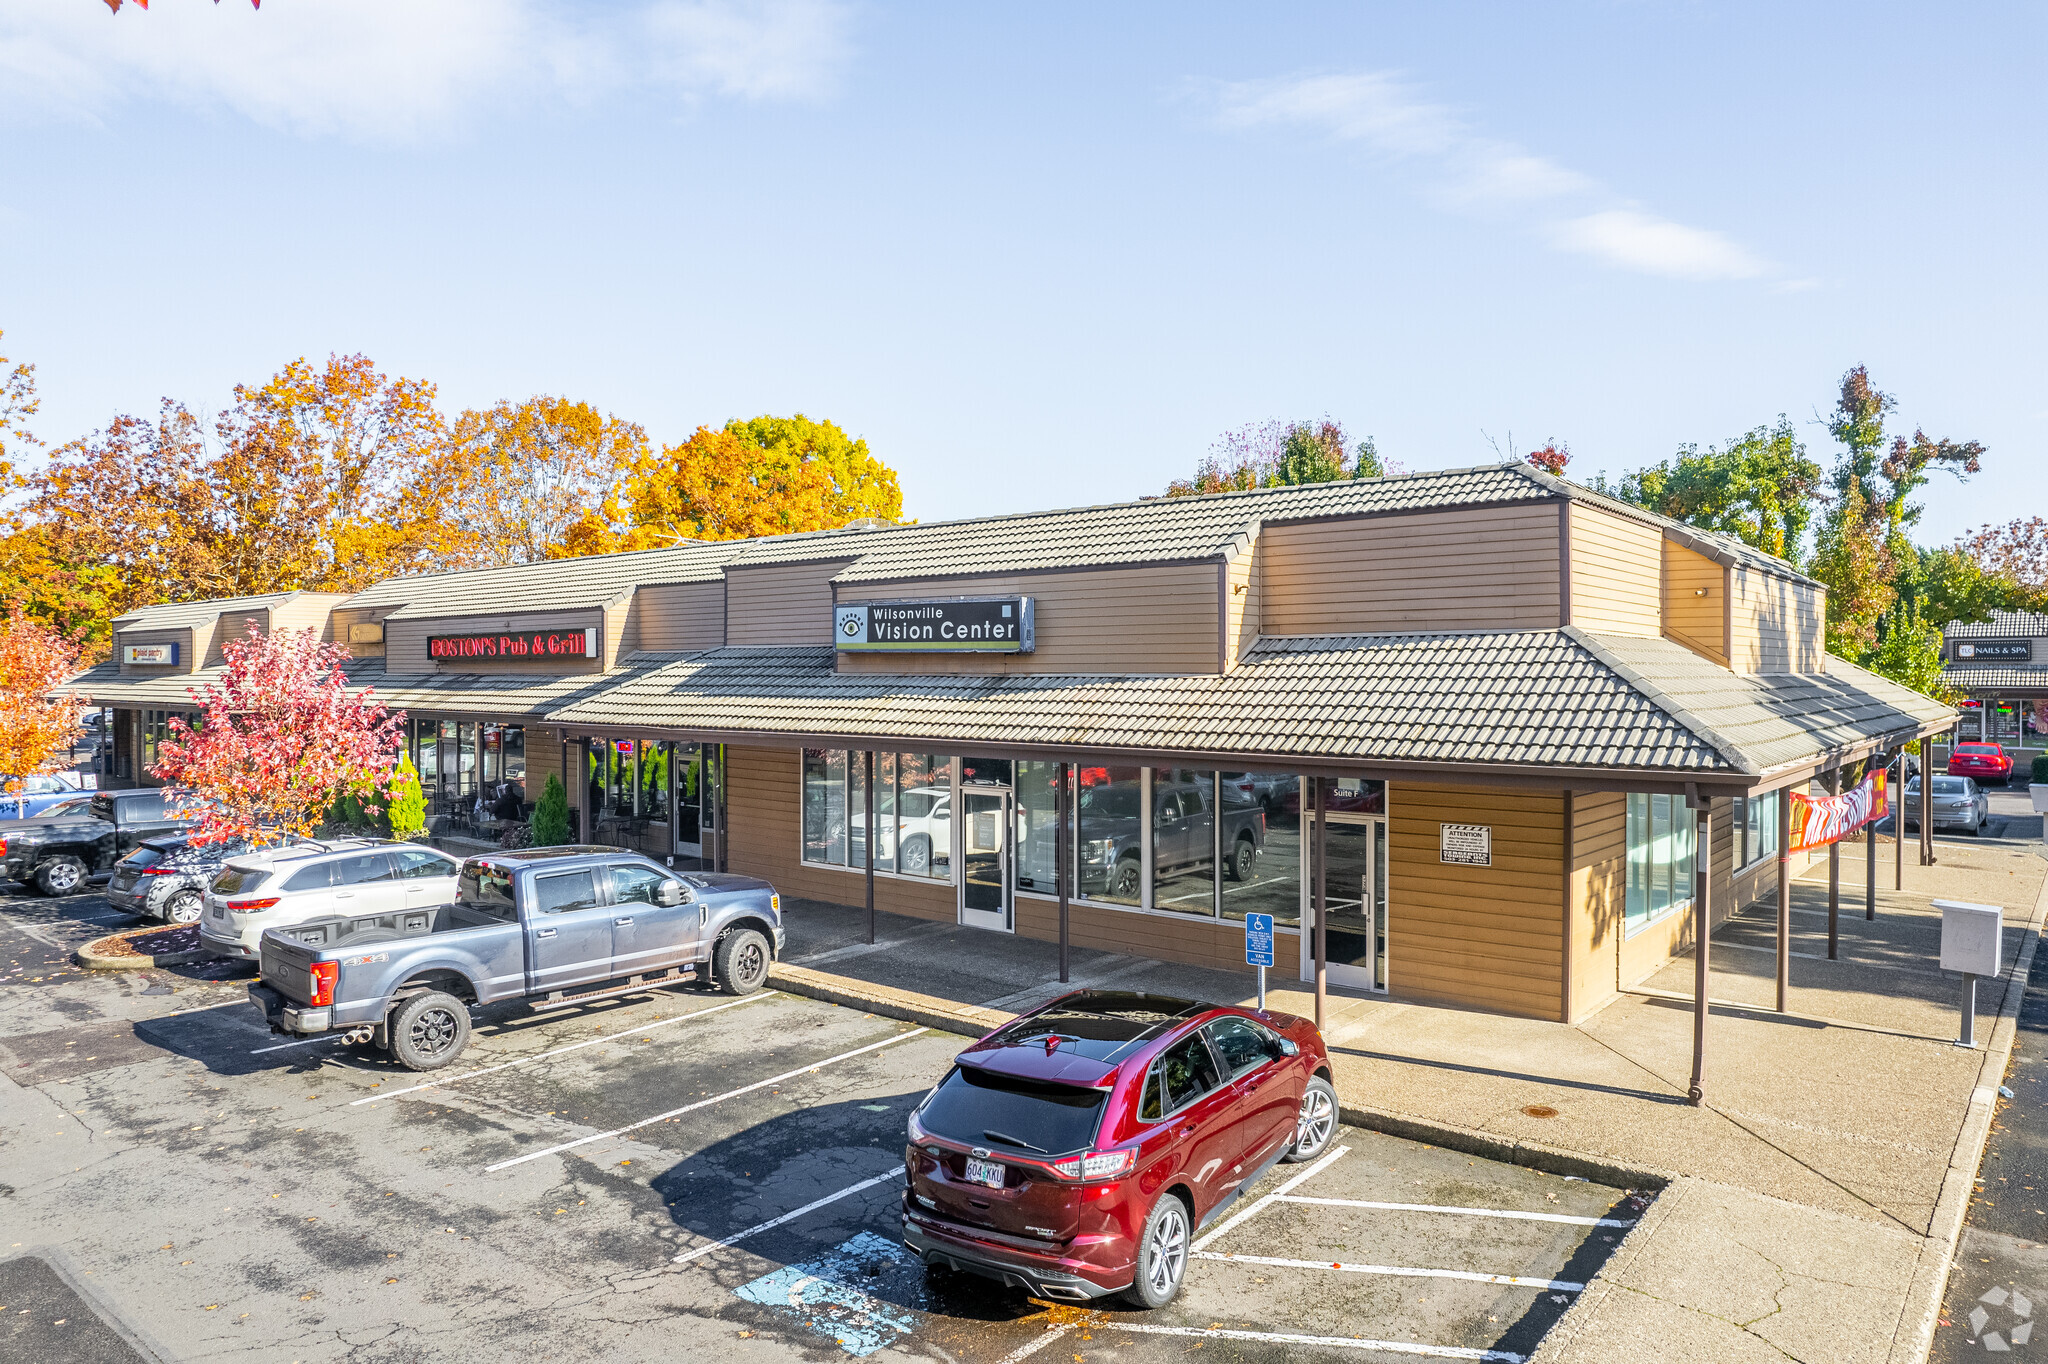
[1300,812,1388,993]
[957,787,1014,933]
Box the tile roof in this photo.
[344,542,749,620]
[1937,666,2048,691]
[541,630,1942,778]
[1946,610,2048,639]
[110,593,293,631]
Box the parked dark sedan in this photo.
[107,835,277,924]
[902,990,1335,1306]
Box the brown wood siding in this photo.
[207,611,266,666]
[1662,542,1728,664]
[636,582,728,652]
[267,592,348,643]
[1568,505,1662,637]
[603,597,632,668]
[722,744,956,921]
[1388,783,1564,1020]
[329,604,399,659]
[1223,542,1258,671]
[1259,505,1562,635]
[1730,567,1826,674]
[385,608,607,676]
[116,627,197,677]
[834,564,1221,676]
[726,561,855,646]
[1569,790,1626,1021]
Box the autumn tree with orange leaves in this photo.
[151,625,405,845]
[0,613,83,791]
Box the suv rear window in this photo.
[917,1066,1107,1157]
[212,865,269,894]
[124,845,165,869]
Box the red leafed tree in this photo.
[150,624,404,844]
[0,614,83,790]
[1526,440,1570,475]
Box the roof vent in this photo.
[840,517,896,531]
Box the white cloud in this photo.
[1554,209,1766,282]
[0,0,853,141]
[1209,70,1779,284]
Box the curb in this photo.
[1884,868,2048,1364]
[73,931,209,972]
[766,963,1011,1039]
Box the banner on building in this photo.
[1789,771,1888,854]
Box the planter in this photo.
[74,923,209,971]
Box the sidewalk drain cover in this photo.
[1521,1105,1559,1119]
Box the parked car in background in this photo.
[1948,742,2015,787]
[248,847,783,1070]
[902,990,1336,1307]
[850,783,953,876]
[108,834,305,925]
[1903,776,1991,836]
[0,789,202,895]
[0,774,87,821]
[202,840,462,961]
[1077,779,1267,900]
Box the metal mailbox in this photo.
[1937,900,2002,978]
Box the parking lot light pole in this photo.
[1689,798,1710,1106]
[864,750,875,946]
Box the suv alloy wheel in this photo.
[166,890,203,924]
[1126,1192,1191,1308]
[1285,1077,1338,1162]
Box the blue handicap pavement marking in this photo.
[1245,912,1275,967]
[734,1231,920,1357]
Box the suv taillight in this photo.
[227,896,281,912]
[1048,1148,1136,1181]
[308,961,338,1007]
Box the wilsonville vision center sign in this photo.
[834,597,1035,653]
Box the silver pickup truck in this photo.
[248,846,783,1071]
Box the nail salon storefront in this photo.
[79,464,1956,1029]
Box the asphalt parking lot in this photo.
[0,884,1644,1363]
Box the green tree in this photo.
[1895,543,2014,630]
[1808,478,1900,656]
[1352,437,1385,479]
[1622,418,1821,561]
[1827,365,1983,535]
[387,752,426,840]
[530,772,571,847]
[723,414,903,526]
[1273,420,1349,485]
[1863,601,1956,702]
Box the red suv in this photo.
[901,990,1335,1307]
[1949,742,2015,786]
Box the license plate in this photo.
[964,1157,1005,1189]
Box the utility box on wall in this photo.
[1937,900,2003,977]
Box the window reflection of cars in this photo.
[850,785,951,874]
[1078,781,1266,899]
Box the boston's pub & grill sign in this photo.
[834,596,1035,653]
[428,627,600,662]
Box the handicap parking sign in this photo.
[1245,913,1275,968]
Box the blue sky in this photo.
[0,1,2039,546]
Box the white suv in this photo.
[200,840,461,961]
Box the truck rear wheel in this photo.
[714,928,771,996]
[387,991,471,1071]
[34,857,85,897]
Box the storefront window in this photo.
[803,750,952,877]
[1075,766,1143,906]
[1149,768,1216,917]
[1625,793,1696,934]
[1014,761,1061,895]
[1219,772,1299,927]
[1735,790,1780,869]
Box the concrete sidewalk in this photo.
[765,837,2048,1364]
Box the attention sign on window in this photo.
[1440,823,1492,866]
[428,627,598,662]
[833,597,1035,653]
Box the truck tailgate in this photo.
[258,934,323,1005]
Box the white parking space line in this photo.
[353,993,774,1106]
[1276,1194,1636,1228]
[1194,1250,1584,1293]
[1189,1143,1349,1252]
[673,1165,905,1263]
[994,1323,1078,1364]
[484,1027,930,1173]
[1108,1324,1525,1362]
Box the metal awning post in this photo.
[863,749,875,946]
[1827,769,1840,961]
[1894,751,1903,891]
[1688,799,1711,1106]
[1922,740,1936,866]
[1313,777,1327,1034]
[1776,789,1791,1013]
[1866,803,1877,922]
[1057,761,1070,985]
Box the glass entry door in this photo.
[958,788,1013,932]
[1309,815,1387,992]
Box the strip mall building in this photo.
[78,463,1954,1027]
